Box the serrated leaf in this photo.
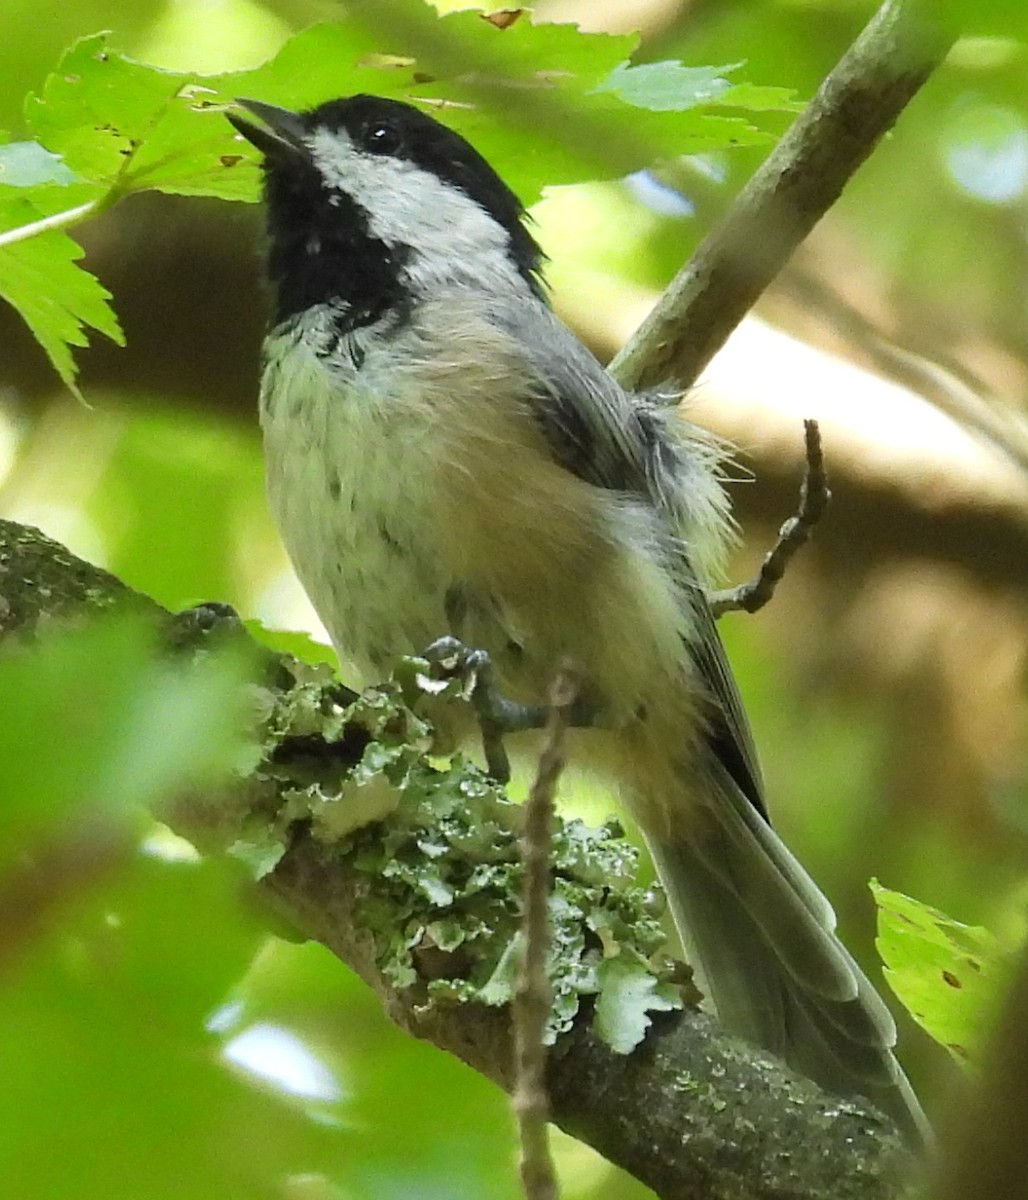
[406,15,774,197]
[18,16,789,224]
[6,10,796,394]
[26,33,259,202]
[594,952,682,1054]
[872,880,1011,1064]
[0,141,78,187]
[221,21,401,113]
[28,33,185,185]
[220,14,779,205]
[0,196,122,393]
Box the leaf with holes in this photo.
[25,33,256,200]
[872,880,1013,1064]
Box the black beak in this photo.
[228,99,308,161]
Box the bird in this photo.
[227,92,927,1142]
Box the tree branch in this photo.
[0,519,914,1200]
[608,0,957,392]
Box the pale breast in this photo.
[259,321,451,679]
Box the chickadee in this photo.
[229,93,926,1140]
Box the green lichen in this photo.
[221,655,685,1053]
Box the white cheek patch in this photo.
[307,126,523,295]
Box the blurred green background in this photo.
[2,1,1027,1196]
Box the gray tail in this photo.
[643,785,930,1146]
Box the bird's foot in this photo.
[420,637,549,783]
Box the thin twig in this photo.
[608,0,956,393]
[513,665,578,1200]
[710,420,830,617]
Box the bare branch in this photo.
[608,0,957,393]
[514,667,578,1200]
[711,419,830,617]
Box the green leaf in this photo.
[593,951,682,1054]
[595,60,736,110]
[716,80,806,114]
[7,13,793,392]
[222,14,783,204]
[595,60,799,114]
[220,21,400,115]
[872,880,1012,1064]
[0,195,122,394]
[242,620,339,671]
[25,33,258,201]
[0,141,78,186]
[0,849,290,1200]
[0,610,256,874]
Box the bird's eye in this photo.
[363,121,401,154]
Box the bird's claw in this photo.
[420,636,547,783]
[421,636,490,705]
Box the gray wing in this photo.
[489,304,930,1142]
[490,298,767,817]
[492,297,683,501]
